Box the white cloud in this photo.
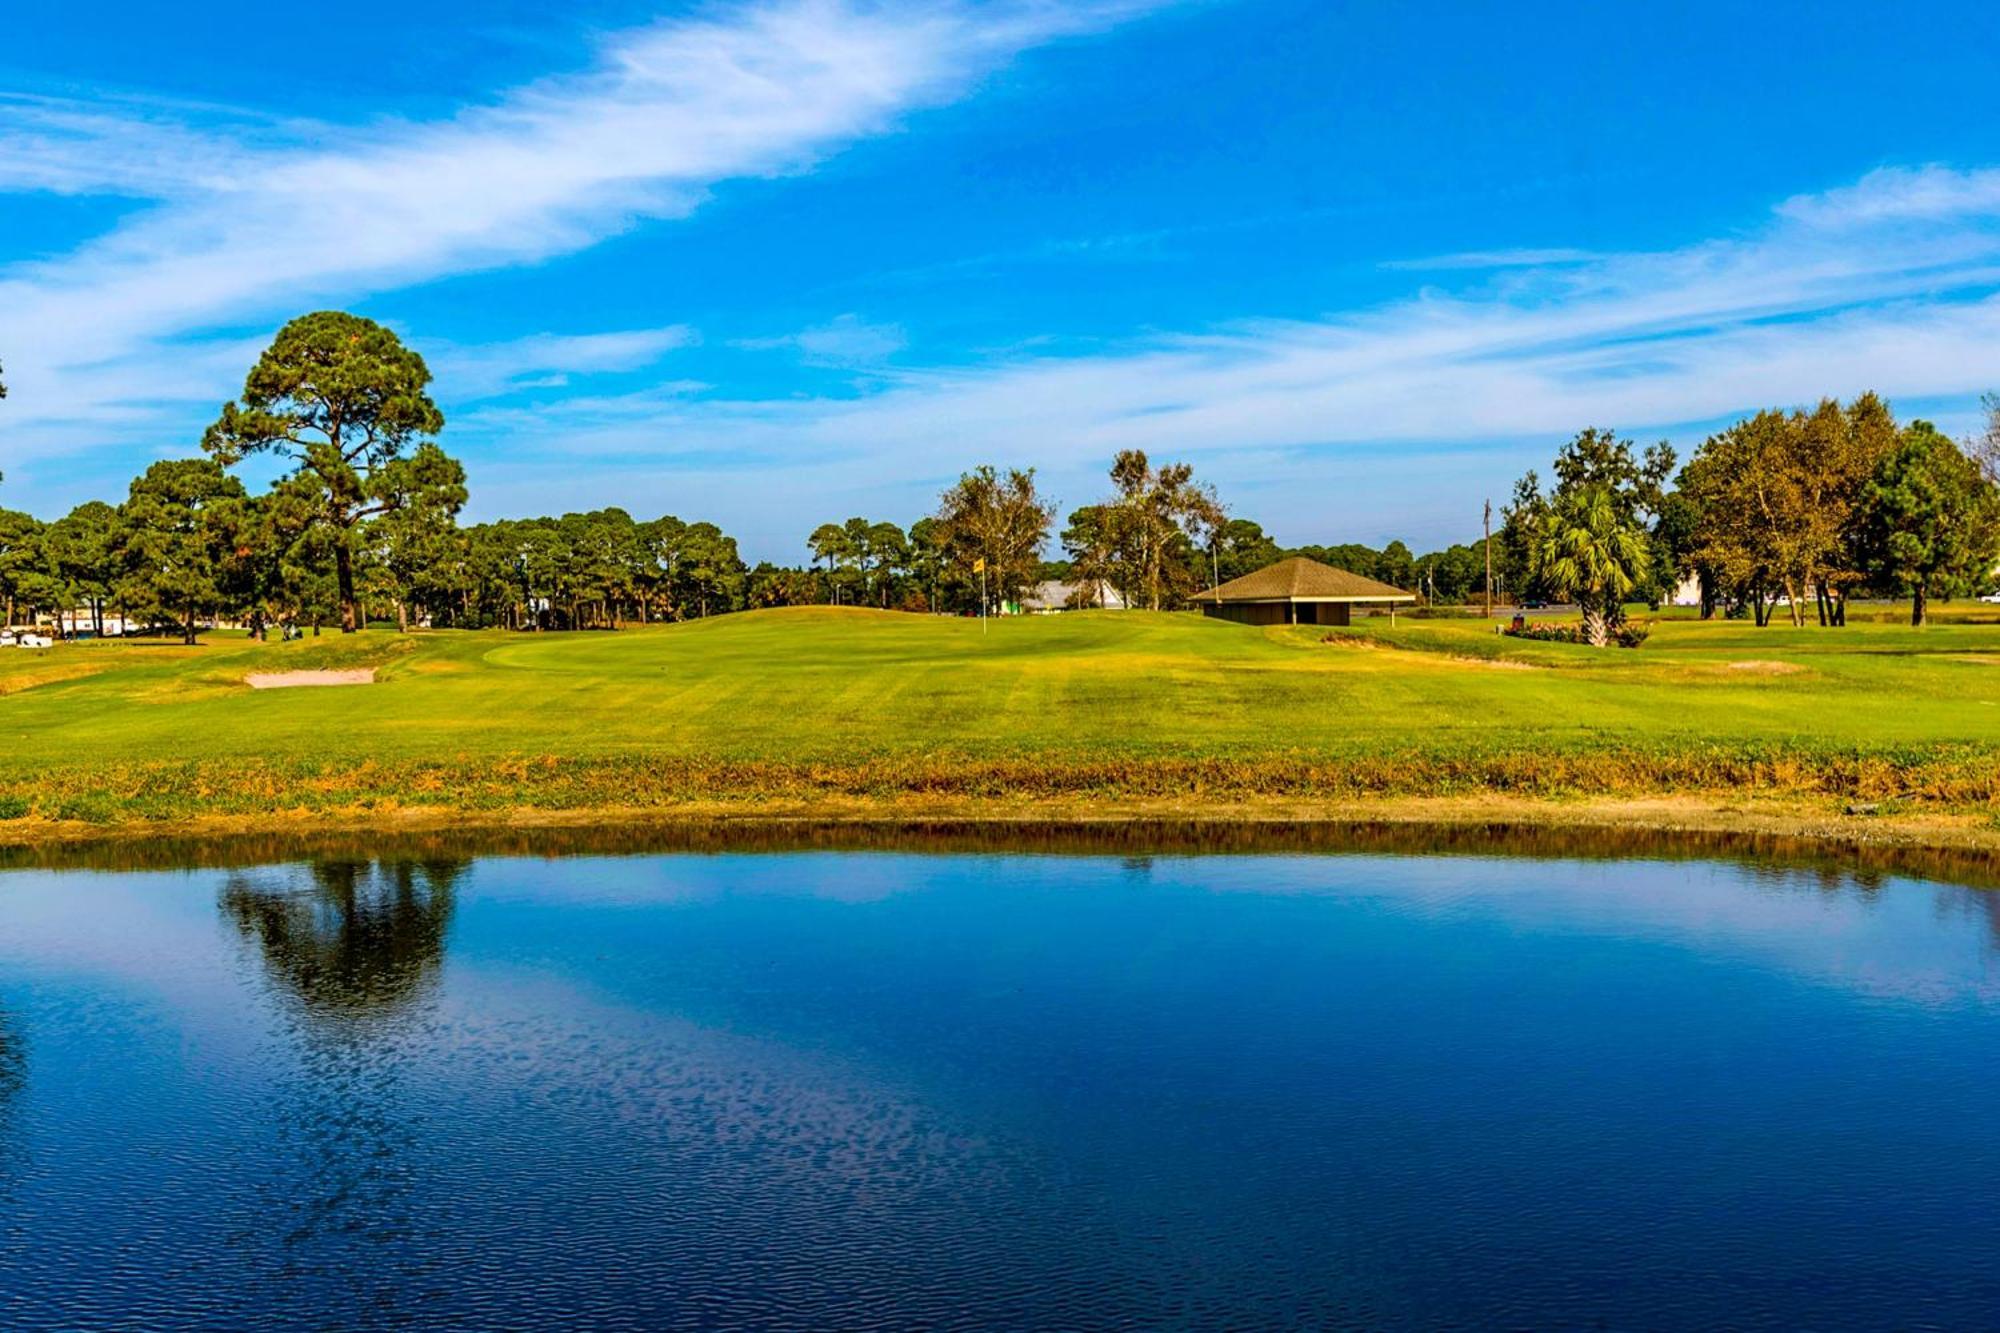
[0,93,287,199]
[734,313,907,365]
[439,164,2000,552]
[466,164,2000,464]
[8,2,2000,560]
[1380,247,1601,271]
[1774,164,2000,229]
[0,0,1167,465]
[426,326,698,399]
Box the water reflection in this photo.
[15,818,2000,903]
[0,1013,20,1102]
[0,1009,20,1127]
[220,859,466,1024]
[1,843,1999,1327]
[0,1010,22,1207]
[216,861,468,1311]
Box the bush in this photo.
[0,795,28,820]
[1505,623,1585,644]
[1503,619,1651,648]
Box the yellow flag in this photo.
[972,558,986,573]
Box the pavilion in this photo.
[1191,556,1416,626]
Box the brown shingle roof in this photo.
[1193,556,1414,603]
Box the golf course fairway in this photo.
[5,605,2000,847]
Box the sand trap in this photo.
[1723,660,1803,675]
[245,668,376,689]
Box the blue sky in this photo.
[5,0,2000,561]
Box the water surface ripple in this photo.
[1,843,1997,1328]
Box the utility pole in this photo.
[1483,499,1494,620]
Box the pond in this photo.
[1,827,1998,1329]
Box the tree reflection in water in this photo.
[217,859,468,1307]
[0,1009,22,1195]
[0,1013,20,1103]
[221,859,466,1026]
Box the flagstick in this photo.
[980,564,988,636]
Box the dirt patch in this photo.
[1724,660,1804,675]
[1451,654,1539,670]
[244,669,376,689]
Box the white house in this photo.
[1020,580,1127,613]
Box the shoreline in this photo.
[5,791,1998,865]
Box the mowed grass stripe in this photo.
[4,604,2000,828]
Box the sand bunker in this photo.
[245,668,376,689]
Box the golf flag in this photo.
[972,558,986,573]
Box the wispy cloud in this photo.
[448,165,2000,551]
[428,326,699,399]
[9,1,2000,563]
[471,166,2000,453]
[0,0,1167,464]
[1774,165,2000,228]
[1380,247,1601,271]
[0,92,289,199]
[734,313,907,365]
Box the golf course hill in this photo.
[4,602,2000,847]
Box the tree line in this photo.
[786,450,1496,616]
[2,319,1994,640]
[0,478,755,642]
[781,466,1056,615]
[1496,394,2000,640]
[0,316,755,639]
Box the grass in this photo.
[5,602,2000,840]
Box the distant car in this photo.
[14,633,52,648]
[1982,593,2000,604]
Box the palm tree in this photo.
[1530,484,1650,646]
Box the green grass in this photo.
[5,603,2000,827]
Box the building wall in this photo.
[1202,602,1290,626]
[1203,601,1366,626]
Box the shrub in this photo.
[0,796,28,820]
[1505,623,1585,644]
[1503,619,1650,648]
